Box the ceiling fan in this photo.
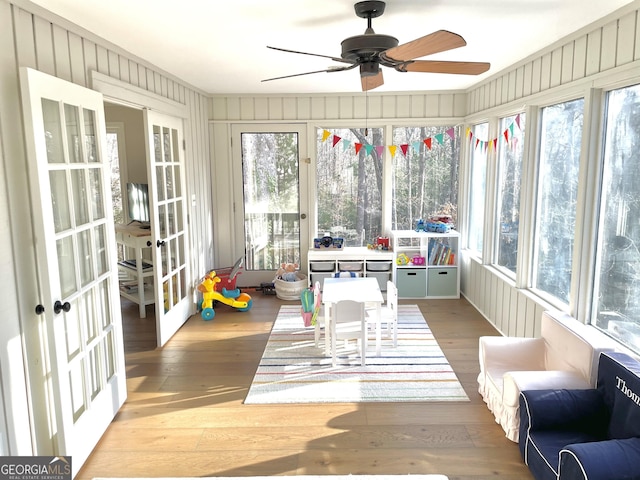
[262,0,490,91]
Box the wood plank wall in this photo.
[467,4,640,114]
[1,0,214,305]
[463,2,640,337]
[207,1,640,337]
[0,0,213,454]
[208,92,468,266]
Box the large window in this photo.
[316,128,383,246]
[392,126,460,230]
[592,83,640,353]
[532,98,584,304]
[467,122,488,255]
[495,114,526,274]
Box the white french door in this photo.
[144,110,191,346]
[20,67,126,475]
[231,124,309,286]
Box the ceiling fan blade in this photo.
[361,71,384,91]
[384,30,467,61]
[267,46,353,65]
[402,60,490,75]
[262,64,358,83]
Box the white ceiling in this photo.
[30,0,635,95]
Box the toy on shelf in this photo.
[412,255,425,265]
[198,258,252,321]
[416,216,455,233]
[313,236,344,249]
[396,253,410,265]
[367,236,390,250]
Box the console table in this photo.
[115,224,154,318]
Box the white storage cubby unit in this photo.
[391,230,460,299]
[307,247,394,291]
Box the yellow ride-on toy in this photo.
[197,258,252,320]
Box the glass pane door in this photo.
[20,67,126,475]
[231,125,308,286]
[242,132,300,268]
[144,110,191,346]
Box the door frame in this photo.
[92,72,194,340]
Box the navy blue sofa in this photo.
[519,351,640,480]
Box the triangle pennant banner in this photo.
[388,145,397,157]
[332,135,342,147]
[446,127,455,140]
[400,144,409,156]
[322,130,331,142]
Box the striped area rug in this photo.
[244,304,469,404]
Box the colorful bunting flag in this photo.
[318,118,523,158]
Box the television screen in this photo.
[127,182,150,224]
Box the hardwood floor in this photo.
[77,294,534,480]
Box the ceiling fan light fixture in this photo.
[360,62,379,77]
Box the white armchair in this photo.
[478,310,618,442]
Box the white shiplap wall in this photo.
[208,1,640,338]
[208,92,467,266]
[0,0,212,455]
[462,1,640,338]
[467,3,640,115]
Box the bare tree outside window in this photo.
[593,83,640,353]
[241,132,300,269]
[316,128,383,246]
[532,98,584,304]
[392,126,460,230]
[468,123,488,255]
[496,114,526,274]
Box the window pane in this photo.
[593,83,640,353]
[316,128,383,247]
[468,123,488,254]
[495,114,526,274]
[392,126,460,230]
[532,98,584,303]
[242,132,300,269]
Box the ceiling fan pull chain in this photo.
[365,88,369,137]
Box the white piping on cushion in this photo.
[558,449,588,480]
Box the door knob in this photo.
[157,239,166,247]
[53,300,71,314]
[300,213,307,219]
[35,304,45,315]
